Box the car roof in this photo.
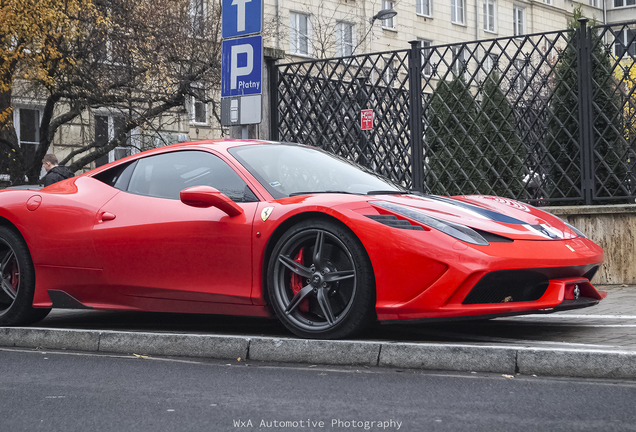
[84,139,276,177]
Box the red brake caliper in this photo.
[290,248,309,312]
[11,259,19,291]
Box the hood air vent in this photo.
[365,214,424,231]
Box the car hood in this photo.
[368,194,578,241]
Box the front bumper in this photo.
[380,277,606,324]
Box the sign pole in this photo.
[220,0,264,130]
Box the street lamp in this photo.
[368,8,397,54]
[368,8,397,83]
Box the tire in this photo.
[267,219,375,339]
[0,226,50,326]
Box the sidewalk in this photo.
[1,285,635,380]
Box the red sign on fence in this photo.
[361,109,374,130]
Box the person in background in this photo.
[41,154,74,186]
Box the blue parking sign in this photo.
[221,36,263,98]
[222,0,262,39]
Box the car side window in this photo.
[127,151,258,202]
[93,160,137,191]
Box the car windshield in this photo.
[229,143,405,199]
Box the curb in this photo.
[1,327,635,380]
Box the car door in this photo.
[92,150,259,307]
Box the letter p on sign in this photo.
[231,44,253,90]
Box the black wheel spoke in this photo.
[324,270,355,283]
[317,288,335,325]
[285,284,314,314]
[0,249,17,301]
[278,255,312,278]
[1,278,16,301]
[313,231,324,265]
[0,249,14,273]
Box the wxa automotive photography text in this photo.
[231,418,403,430]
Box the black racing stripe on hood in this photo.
[427,195,527,225]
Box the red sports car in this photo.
[0,140,605,339]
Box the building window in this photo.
[589,0,599,6]
[191,86,208,124]
[189,0,206,36]
[452,46,468,79]
[514,59,528,93]
[15,108,40,167]
[513,6,525,36]
[615,0,636,7]
[483,0,496,33]
[419,39,433,77]
[484,53,498,75]
[382,0,396,29]
[615,28,636,57]
[336,21,355,57]
[95,115,132,167]
[290,12,311,56]
[94,34,126,65]
[452,0,465,24]
[384,60,397,87]
[416,0,432,16]
[543,0,552,5]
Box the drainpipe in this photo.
[275,0,280,50]
[475,0,479,40]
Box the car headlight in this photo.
[563,220,587,239]
[370,201,489,246]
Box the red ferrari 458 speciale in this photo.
[0,140,605,339]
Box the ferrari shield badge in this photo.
[261,206,274,222]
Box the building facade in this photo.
[8,0,634,180]
[265,0,610,63]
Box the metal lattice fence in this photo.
[274,19,636,205]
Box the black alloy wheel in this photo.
[0,226,50,325]
[268,219,375,339]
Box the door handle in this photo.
[99,212,116,222]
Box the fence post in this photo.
[267,57,280,142]
[408,40,424,192]
[577,18,594,205]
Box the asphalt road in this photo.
[1,347,635,432]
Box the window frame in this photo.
[94,113,138,168]
[483,0,497,33]
[451,0,465,25]
[188,0,207,36]
[381,0,396,30]
[418,39,434,77]
[416,0,432,17]
[190,84,208,125]
[615,0,636,7]
[13,107,42,174]
[452,46,469,80]
[336,21,356,57]
[484,53,498,75]
[614,27,636,58]
[514,58,529,93]
[289,11,311,56]
[513,6,525,37]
